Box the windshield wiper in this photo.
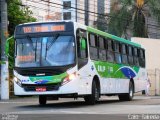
[47,34,59,50]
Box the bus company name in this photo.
[97,65,106,72]
[21,79,30,83]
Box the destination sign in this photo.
[23,25,65,33]
[15,22,74,37]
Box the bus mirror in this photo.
[80,38,86,50]
[5,36,14,58]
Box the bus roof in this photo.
[87,26,141,48]
[16,21,141,48]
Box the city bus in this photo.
[13,21,147,105]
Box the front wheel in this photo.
[84,80,100,105]
[119,81,134,101]
[39,95,47,105]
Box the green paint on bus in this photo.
[29,72,67,84]
[94,61,140,79]
[87,26,141,48]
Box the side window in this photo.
[108,40,113,51]
[139,49,145,67]
[133,47,139,66]
[89,34,97,47]
[121,44,128,64]
[98,37,106,61]
[128,46,133,65]
[106,39,114,62]
[98,37,105,49]
[114,42,122,64]
[89,33,98,60]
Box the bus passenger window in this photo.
[114,42,122,64]
[98,37,105,49]
[128,46,133,65]
[89,34,96,47]
[133,48,139,66]
[121,44,128,64]
[106,40,114,62]
[108,40,113,51]
[98,37,106,61]
[139,49,145,67]
[89,33,98,60]
[90,47,98,60]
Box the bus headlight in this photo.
[62,72,76,85]
[14,77,22,86]
[68,73,76,80]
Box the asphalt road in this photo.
[0,95,160,120]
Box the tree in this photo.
[7,0,36,69]
[108,0,160,38]
[8,0,36,35]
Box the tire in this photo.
[39,95,47,105]
[118,81,134,101]
[84,80,100,105]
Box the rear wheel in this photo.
[39,95,47,105]
[84,80,100,105]
[119,81,134,101]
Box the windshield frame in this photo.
[14,34,77,69]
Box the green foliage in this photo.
[6,0,36,69]
[8,37,14,69]
[108,5,132,37]
[97,15,108,32]
[108,0,160,38]
[7,0,36,35]
[133,9,148,37]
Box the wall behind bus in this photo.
[132,37,160,96]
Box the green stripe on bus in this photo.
[93,61,140,78]
[29,72,67,84]
[87,26,141,48]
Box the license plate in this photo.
[36,87,46,92]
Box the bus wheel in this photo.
[39,95,47,105]
[118,81,134,101]
[84,80,99,105]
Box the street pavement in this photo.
[0,95,160,120]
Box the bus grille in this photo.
[22,84,60,92]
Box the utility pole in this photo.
[1,0,9,100]
[85,0,89,25]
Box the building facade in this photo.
[132,37,160,96]
[21,0,111,28]
[61,0,111,27]
[22,0,62,21]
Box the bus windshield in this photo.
[15,35,75,68]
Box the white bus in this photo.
[13,21,147,105]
